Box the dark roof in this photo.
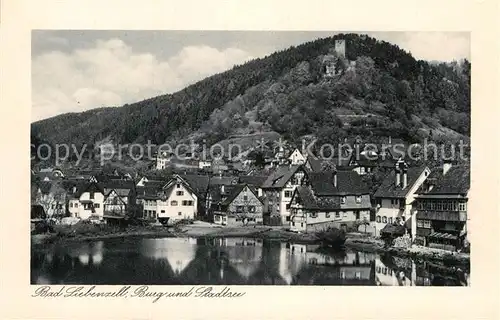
[295,186,340,210]
[261,165,303,189]
[207,184,239,203]
[222,184,262,206]
[36,181,53,194]
[181,174,210,197]
[209,176,238,186]
[306,155,350,172]
[307,170,370,196]
[424,166,470,195]
[238,175,268,187]
[373,166,429,198]
[101,179,135,190]
[136,180,167,197]
[74,181,105,198]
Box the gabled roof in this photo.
[74,181,105,198]
[423,166,470,195]
[307,170,370,196]
[222,184,263,206]
[261,165,303,189]
[238,175,268,187]
[181,174,210,197]
[36,181,53,194]
[306,155,350,172]
[294,186,341,210]
[373,166,429,198]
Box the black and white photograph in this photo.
[30,30,471,286]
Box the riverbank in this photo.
[31,222,470,266]
[345,236,470,267]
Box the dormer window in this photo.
[341,196,346,204]
[355,196,361,204]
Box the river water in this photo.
[31,237,469,286]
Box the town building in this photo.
[138,174,199,223]
[261,165,307,225]
[287,148,306,165]
[373,160,431,237]
[289,170,371,232]
[101,179,136,218]
[67,180,105,220]
[213,184,264,226]
[412,164,470,251]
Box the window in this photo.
[178,212,182,216]
[356,196,361,204]
[284,191,293,198]
[171,201,178,206]
[401,216,405,222]
[248,206,256,213]
[176,191,184,196]
[292,222,295,227]
[286,203,290,210]
[112,198,118,205]
[382,216,387,223]
[161,210,165,213]
[94,203,100,208]
[360,167,365,174]
[459,202,467,211]
[176,183,180,188]
[90,192,94,199]
[74,203,78,208]
[301,223,304,228]
[335,212,340,218]
[376,216,381,223]
[243,195,248,201]
[423,220,431,228]
[310,212,318,218]
[69,203,73,208]
[286,216,291,222]
[388,217,393,224]
[182,200,188,206]
[326,212,331,218]
[355,272,361,279]
[341,197,346,204]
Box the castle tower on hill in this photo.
[335,39,346,58]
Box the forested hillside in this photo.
[31,33,471,149]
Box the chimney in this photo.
[72,185,77,194]
[395,163,401,187]
[389,136,392,144]
[443,161,452,175]
[333,170,337,187]
[402,166,408,189]
[221,185,225,194]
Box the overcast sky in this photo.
[32,31,470,122]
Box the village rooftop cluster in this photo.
[31,135,470,253]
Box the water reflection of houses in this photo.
[65,241,104,267]
[375,255,415,286]
[216,238,263,279]
[279,243,376,285]
[140,238,197,275]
